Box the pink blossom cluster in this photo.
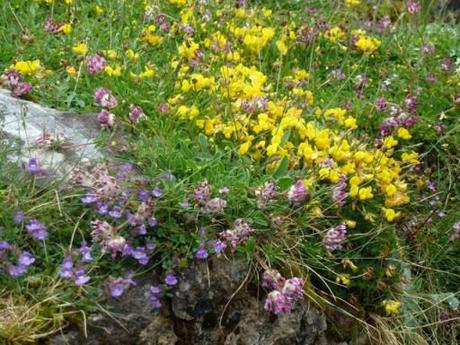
[263,269,304,314]
[1,70,32,97]
[220,219,254,248]
[323,224,347,251]
[94,87,118,128]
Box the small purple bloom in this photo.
[131,247,149,265]
[195,245,209,260]
[8,264,27,277]
[209,240,226,256]
[165,272,178,286]
[152,187,163,198]
[81,193,98,204]
[25,219,48,240]
[26,158,43,175]
[148,285,162,310]
[18,251,35,266]
[74,270,91,286]
[13,210,25,224]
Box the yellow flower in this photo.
[169,0,186,5]
[358,186,374,201]
[95,5,104,14]
[383,299,401,316]
[401,151,419,164]
[336,274,351,286]
[397,127,412,140]
[72,42,88,55]
[325,27,345,43]
[239,142,251,155]
[11,60,42,76]
[276,39,288,55]
[345,0,361,6]
[104,50,117,59]
[104,65,122,77]
[344,116,357,129]
[383,208,400,222]
[59,23,72,34]
[126,49,140,60]
[355,36,381,54]
[66,66,77,78]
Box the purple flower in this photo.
[148,217,157,227]
[407,1,420,14]
[195,245,209,260]
[421,43,435,55]
[25,219,48,240]
[79,241,93,262]
[404,94,417,113]
[375,97,387,112]
[128,104,145,123]
[74,269,91,286]
[220,219,254,249]
[323,224,347,251]
[13,210,25,224]
[18,251,35,266]
[203,197,227,214]
[138,189,151,202]
[449,221,460,241]
[8,264,27,277]
[282,278,304,301]
[81,193,98,204]
[262,269,285,290]
[209,239,226,256]
[194,180,212,205]
[287,180,310,205]
[94,87,117,109]
[107,274,136,297]
[264,291,292,314]
[332,176,348,206]
[59,257,74,279]
[44,18,64,34]
[255,180,278,209]
[26,158,43,175]
[131,247,149,265]
[87,55,106,75]
[148,285,162,310]
[97,109,115,128]
[152,187,163,198]
[378,16,391,32]
[12,82,33,97]
[165,272,178,286]
[108,206,123,219]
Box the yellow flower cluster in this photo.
[11,60,42,76]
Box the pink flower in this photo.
[128,104,145,123]
[97,109,115,128]
[262,269,285,290]
[323,224,347,251]
[264,291,293,314]
[94,87,118,109]
[87,55,106,75]
[287,180,310,205]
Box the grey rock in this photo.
[46,256,331,345]
[0,89,102,178]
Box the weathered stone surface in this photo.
[46,258,332,345]
[0,89,102,177]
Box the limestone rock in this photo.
[0,89,102,177]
